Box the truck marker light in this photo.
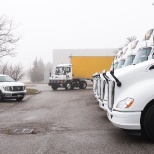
[116,98,134,109]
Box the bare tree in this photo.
[0,15,20,59]
[0,62,24,81]
[0,62,8,74]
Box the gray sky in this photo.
[0,0,154,69]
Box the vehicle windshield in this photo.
[116,59,125,69]
[55,67,65,75]
[0,75,15,82]
[133,47,152,65]
[55,66,71,75]
[110,64,113,71]
[114,62,119,70]
[124,55,135,67]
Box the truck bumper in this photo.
[107,108,141,130]
[48,80,67,87]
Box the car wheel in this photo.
[144,105,154,141]
[0,91,4,102]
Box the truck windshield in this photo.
[133,47,152,65]
[114,62,119,70]
[116,59,125,69]
[0,76,15,82]
[55,67,65,75]
[110,64,113,71]
[124,55,135,67]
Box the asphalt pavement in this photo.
[0,84,153,154]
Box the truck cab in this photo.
[107,28,154,141]
[49,64,87,90]
[123,40,139,67]
[116,46,128,69]
[49,64,73,90]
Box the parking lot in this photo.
[0,84,153,154]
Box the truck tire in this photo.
[65,82,72,90]
[79,81,87,89]
[16,97,24,101]
[71,85,74,90]
[52,86,58,90]
[143,105,154,141]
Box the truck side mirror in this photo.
[152,53,154,59]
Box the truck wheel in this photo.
[79,81,87,89]
[65,82,72,90]
[71,85,74,90]
[52,86,58,90]
[143,105,154,141]
[16,97,24,101]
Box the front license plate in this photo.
[17,95,23,98]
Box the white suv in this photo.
[0,74,26,101]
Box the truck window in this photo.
[133,47,152,65]
[55,67,65,75]
[114,62,119,70]
[117,59,125,69]
[65,67,71,73]
[124,55,135,67]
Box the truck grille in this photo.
[100,80,105,100]
[104,81,108,101]
[97,79,101,96]
[50,80,58,83]
[108,80,115,110]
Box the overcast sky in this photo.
[0,0,154,69]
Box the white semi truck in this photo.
[107,28,154,141]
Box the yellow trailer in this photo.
[49,55,114,90]
[70,56,114,79]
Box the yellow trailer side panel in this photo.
[71,56,114,79]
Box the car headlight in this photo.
[23,85,26,90]
[116,97,134,109]
[3,86,13,91]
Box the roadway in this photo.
[0,84,153,154]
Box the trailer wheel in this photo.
[143,105,154,141]
[52,86,58,90]
[65,82,72,90]
[79,81,87,89]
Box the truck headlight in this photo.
[116,97,134,109]
[3,86,13,91]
